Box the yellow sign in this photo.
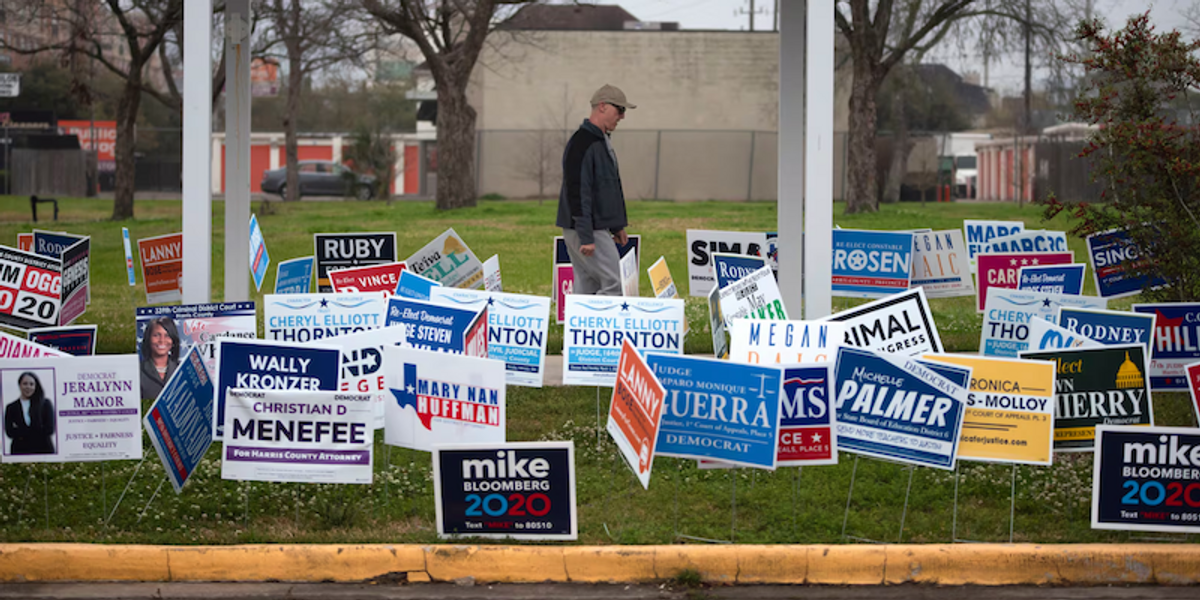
[923,353,1056,465]
[648,257,688,335]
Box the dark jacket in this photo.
[140,357,179,401]
[556,119,628,245]
[5,399,55,455]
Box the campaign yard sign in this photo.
[1092,425,1200,533]
[395,269,442,301]
[17,233,32,252]
[923,354,1056,465]
[434,442,577,540]
[0,245,62,330]
[831,229,914,298]
[58,238,90,324]
[1087,228,1168,299]
[984,229,1069,254]
[909,229,974,298]
[221,389,374,485]
[728,319,842,365]
[383,345,506,452]
[0,330,66,358]
[607,340,667,488]
[248,214,270,293]
[329,262,407,295]
[313,232,397,293]
[326,326,409,428]
[136,302,258,395]
[122,227,136,286]
[1187,362,1200,426]
[383,296,487,356]
[263,292,385,342]
[822,288,943,357]
[483,254,502,292]
[406,228,484,290]
[1027,317,1102,352]
[1059,307,1155,353]
[648,256,687,336]
[1133,303,1200,390]
[1019,344,1153,451]
[708,286,728,360]
[143,347,213,493]
[975,251,1076,312]
[1,355,141,463]
[1018,263,1086,295]
[980,288,1107,357]
[686,230,768,297]
[213,339,342,440]
[138,232,183,304]
[718,264,787,325]
[964,220,1025,272]
[430,287,550,387]
[777,364,838,466]
[647,354,783,469]
[562,295,685,387]
[274,256,313,294]
[28,325,96,356]
[712,253,768,291]
[31,230,85,258]
[620,247,639,297]
[833,347,970,470]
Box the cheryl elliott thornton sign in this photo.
[647,354,783,469]
[728,319,842,365]
[1133,303,1200,390]
[384,345,506,452]
[263,292,385,342]
[562,295,685,387]
[213,339,342,440]
[429,287,551,387]
[979,288,1107,357]
[821,288,943,357]
[221,389,374,484]
[909,229,974,298]
[1,355,141,463]
[833,347,970,470]
[607,340,667,489]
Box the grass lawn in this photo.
[0,195,1192,546]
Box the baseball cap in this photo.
[590,84,636,109]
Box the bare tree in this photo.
[361,0,531,210]
[512,85,576,201]
[254,0,376,202]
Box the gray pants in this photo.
[563,228,621,296]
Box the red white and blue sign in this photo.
[1092,426,1200,533]
[647,353,783,470]
[1058,307,1155,353]
[434,441,577,540]
[833,347,970,470]
[31,230,85,259]
[248,214,270,293]
[28,325,96,356]
[778,364,837,466]
[383,345,506,452]
[1087,228,1169,299]
[143,346,213,493]
[832,229,914,297]
[383,296,487,356]
[1132,303,1200,390]
[712,253,768,291]
[1018,263,1086,295]
[213,339,342,440]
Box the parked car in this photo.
[260,160,376,200]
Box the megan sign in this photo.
[909,229,973,298]
[263,292,385,342]
[728,319,841,365]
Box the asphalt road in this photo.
[0,583,1195,600]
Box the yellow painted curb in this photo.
[0,543,1199,585]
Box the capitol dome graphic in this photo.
[1115,351,1143,389]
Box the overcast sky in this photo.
[596,0,1196,96]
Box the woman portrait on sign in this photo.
[4,371,56,455]
[139,316,181,400]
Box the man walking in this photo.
[557,84,634,296]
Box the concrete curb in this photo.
[1,544,1199,585]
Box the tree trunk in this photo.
[845,63,881,214]
[434,87,477,210]
[283,50,302,202]
[882,88,910,205]
[110,72,142,220]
